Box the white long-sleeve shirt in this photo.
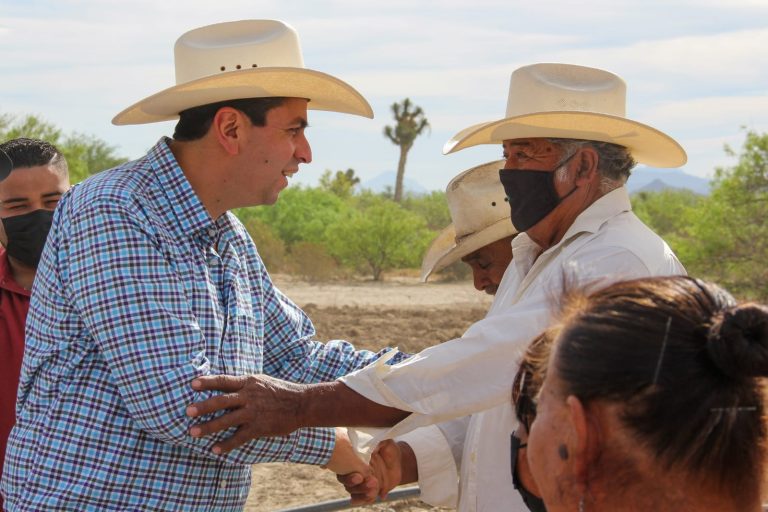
[343,187,686,511]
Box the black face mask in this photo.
[498,152,578,232]
[511,433,547,512]
[2,209,55,268]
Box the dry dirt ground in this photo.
[244,274,491,511]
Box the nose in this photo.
[296,132,312,164]
[472,269,489,292]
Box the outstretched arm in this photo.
[187,375,409,453]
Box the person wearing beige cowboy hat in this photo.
[333,161,530,509]
[1,20,411,511]
[420,160,517,294]
[184,63,688,508]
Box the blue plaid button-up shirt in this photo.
[1,139,406,511]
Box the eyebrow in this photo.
[289,117,309,129]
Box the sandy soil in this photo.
[244,275,490,511]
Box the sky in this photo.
[2,0,767,192]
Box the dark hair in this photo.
[512,328,556,431]
[0,137,68,175]
[554,276,768,500]
[173,97,287,141]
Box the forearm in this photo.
[300,380,410,428]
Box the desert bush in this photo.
[1,112,127,183]
[246,186,352,246]
[401,190,450,231]
[287,242,340,282]
[242,217,287,272]
[325,197,433,280]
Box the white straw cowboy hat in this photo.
[421,160,517,282]
[443,63,687,168]
[113,20,373,125]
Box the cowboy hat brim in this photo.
[420,217,517,282]
[443,111,687,168]
[113,67,373,125]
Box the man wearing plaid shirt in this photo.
[0,20,406,511]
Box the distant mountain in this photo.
[358,167,709,197]
[359,171,429,196]
[627,167,710,195]
[634,178,678,194]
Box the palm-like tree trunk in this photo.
[394,144,410,202]
[383,98,429,203]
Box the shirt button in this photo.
[207,228,217,238]
[220,479,227,489]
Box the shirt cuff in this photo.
[396,426,459,507]
[339,351,415,412]
[287,427,336,466]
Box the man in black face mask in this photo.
[186,63,688,510]
[0,137,69,509]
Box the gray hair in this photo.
[548,138,636,193]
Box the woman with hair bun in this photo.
[527,275,768,512]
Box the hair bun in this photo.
[706,304,768,379]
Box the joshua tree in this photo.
[383,98,429,202]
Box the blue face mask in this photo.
[510,433,547,512]
[2,209,55,268]
[498,151,578,232]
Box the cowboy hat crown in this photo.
[421,160,517,282]
[443,63,686,168]
[113,20,373,125]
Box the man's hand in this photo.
[326,428,379,505]
[187,374,306,453]
[187,374,410,454]
[337,439,415,502]
[369,440,406,498]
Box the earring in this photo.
[579,496,585,512]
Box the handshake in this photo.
[325,428,416,505]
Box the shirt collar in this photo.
[511,186,632,273]
[559,186,632,241]
[147,137,218,241]
[0,247,31,296]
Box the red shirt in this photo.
[0,247,30,504]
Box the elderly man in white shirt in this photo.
[187,63,687,509]
[350,160,536,510]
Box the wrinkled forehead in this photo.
[502,137,562,153]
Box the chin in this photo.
[484,287,498,296]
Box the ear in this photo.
[565,395,601,493]
[572,146,599,186]
[211,107,247,156]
